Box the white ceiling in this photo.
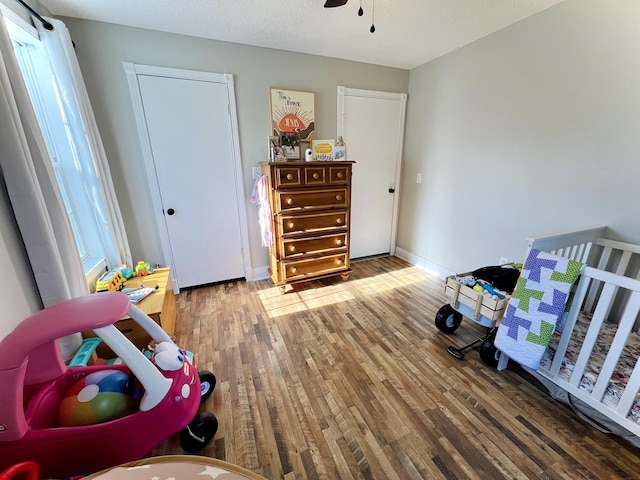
[39,0,565,70]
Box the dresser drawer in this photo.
[304,166,326,185]
[282,253,348,281]
[278,188,349,212]
[280,211,348,235]
[273,164,350,188]
[281,233,347,258]
[275,166,302,187]
[328,166,350,185]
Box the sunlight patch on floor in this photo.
[258,266,426,318]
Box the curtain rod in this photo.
[14,0,53,30]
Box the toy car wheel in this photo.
[180,412,218,452]
[479,337,500,368]
[199,370,216,402]
[435,304,462,333]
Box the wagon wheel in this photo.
[479,335,500,368]
[180,412,218,452]
[199,370,216,403]
[435,304,462,333]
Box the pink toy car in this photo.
[0,292,217,479]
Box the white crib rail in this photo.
[525,225,606,262]
[540,266,640,437]
[584,238,640,312]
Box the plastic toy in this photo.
[135,261,154,277]
[58,369,136,427]
[0,461,39,480]
[95,269,124,292]
[0,292,218,478]
[476,280,506,299]
[118,264,134,279]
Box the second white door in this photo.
[338,87,407,259]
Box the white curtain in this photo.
[37,18,132,270]
[0,10,86,359]
[0,10,87,308]
[0,12,132,360]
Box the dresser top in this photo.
[261,160,355,166]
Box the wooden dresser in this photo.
[260,160,354,293]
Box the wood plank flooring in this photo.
[151,256,640,479]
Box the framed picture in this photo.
[268,135,286,161]
[269,88,315,143]
[311,139,334,161]
[281,132,301,160]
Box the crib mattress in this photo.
[540,312,640,425]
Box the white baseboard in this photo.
[247,265,270,281]
[393,246,455,280]
[248,249,454,282]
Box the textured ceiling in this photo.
[39,0,565,69]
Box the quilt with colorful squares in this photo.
[495,248,583,370]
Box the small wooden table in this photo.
[83,267,177,358]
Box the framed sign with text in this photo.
[269,88,315,143]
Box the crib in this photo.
[496,226,640,447]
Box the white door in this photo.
[126,65,248,289]
[338,87,407,259]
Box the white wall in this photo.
[59,18,410,279]
[398,0,640,277]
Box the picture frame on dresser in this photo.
[269,87,316,142]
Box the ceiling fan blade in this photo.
[324,0,348,7]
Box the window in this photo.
[3,9,108,280]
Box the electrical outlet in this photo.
[416,173,422,184]
[499,257,509,265]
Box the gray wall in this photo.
[399,0,640,276]
[60,17,410,277]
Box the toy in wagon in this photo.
[0,291,218,479]
[434,263,521,367]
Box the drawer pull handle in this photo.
[336,218,343,224]
[336,259,343,265]
[312,173,319,179]
[286,173,294,180]
[290,246,296,252]
[291,267,297,274]
[286,198,293,205]
[288,222,295,229]
[335,195,343,201]
[337,172,343,179]
[336,240,342,246]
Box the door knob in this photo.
[388,188,395,193]
[167,208,175,215]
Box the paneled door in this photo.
[125,64,248,289]
[338,87,407,259]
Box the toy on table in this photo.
[95,269,124,292]
[118,264,134,279]
[135,261,154,277]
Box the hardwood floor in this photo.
[151,256,640,479]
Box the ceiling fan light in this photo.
[324,0,348,7]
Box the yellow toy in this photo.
[95,269,124,292]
